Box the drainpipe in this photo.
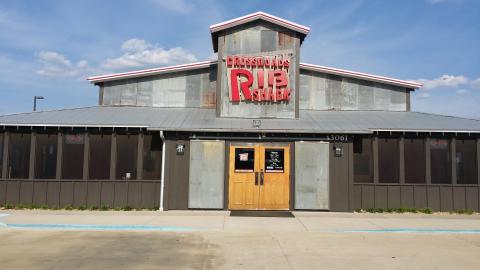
[159,130,166,211]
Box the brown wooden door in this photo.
[228,144,290,210]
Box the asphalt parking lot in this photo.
[1,211,480,269]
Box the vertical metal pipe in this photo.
[136,133,144,180]
[110,133,117,180]
[159,131,166,211]
[477,138,480,185]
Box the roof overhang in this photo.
[210,11,310,52]
[300,63,422,89]
[87,61,216,84]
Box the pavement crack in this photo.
[274,236,294,270]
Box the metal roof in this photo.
[1,106,480,134]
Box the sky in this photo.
[0,0,479,118]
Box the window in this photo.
[62,134,84,179]
[378,138,400,183]
[89,134,111,179]
[234,148,255,172]
[265,149,284,172]
[35,134,57,179]
[143,134,162,179]
[354,138,373,183]
[404,138,426,183]
[456,139,477,184]
[116,134,138,180]
[430,139,451,184]
[8,133,30,178]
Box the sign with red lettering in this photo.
[226,53,292,103]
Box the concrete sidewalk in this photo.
[1,210,480,232]
[1,210,480,269]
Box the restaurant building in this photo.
[1,12,480,212]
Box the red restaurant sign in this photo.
[226,55,292,102]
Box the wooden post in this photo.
[82,133,89,180]
[425,138,431,184]
[56,132,63,180]
[373,136,379,183]
[137,133,144,180]
[451,138,457,185]
[399,137,405,184]
[29,132,36,179]
[1,132,9,179]
[109,133,117,180]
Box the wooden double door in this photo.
[228,143,290,210]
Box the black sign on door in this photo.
[265,149,284,172]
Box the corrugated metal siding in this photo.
[299,70,408,111]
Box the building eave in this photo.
[300,63,422,89]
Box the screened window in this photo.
[378,138,400,183]
[430,139,451,184]
[354,138,373,183]
[456,139,477,184]
[35,134,57,179]
[116,134,138,180]
[89,134,111,179]
[235,148,255,172]
[404,138,426,183]
[143,134,162,179]
[8,133,30,178]
[62,134,84,179]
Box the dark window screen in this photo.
[265,149,284,172]
[456,139,477,184]
[62,134,84,179]
[404,138,426,183]
[378,138,400,183]
[143,134,162,179]
[8,133,30,179]
[430,139,451,184]
[0,133,3,177]
[35,134,57,179]
[89,134,111,179]
[354,138,373,183]
[235,148,255,172]
[116,135,138,180]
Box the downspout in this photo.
[159,130,166,211]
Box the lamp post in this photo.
[33,96,44,111]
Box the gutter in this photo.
[159,130,166,211]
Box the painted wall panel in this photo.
[188,140,225,209]
[401,186,415,208]
[294,142,329,210]
[387,186,401,208]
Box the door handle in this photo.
[255,172,259,185]
[260,171,264,186]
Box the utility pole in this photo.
[33,96,44,111]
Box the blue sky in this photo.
[0,0,479,118]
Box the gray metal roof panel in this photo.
[1,106,480,133]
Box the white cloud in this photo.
[36,51,96,79]
[414,75,469,89]
[101,38,197,71]
[417,92,431,98]
[151,0,194,13]
[36,38,198,78]
[456,89,469,95]
[471,77,480,89]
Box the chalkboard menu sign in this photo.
[265,149,284,172]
